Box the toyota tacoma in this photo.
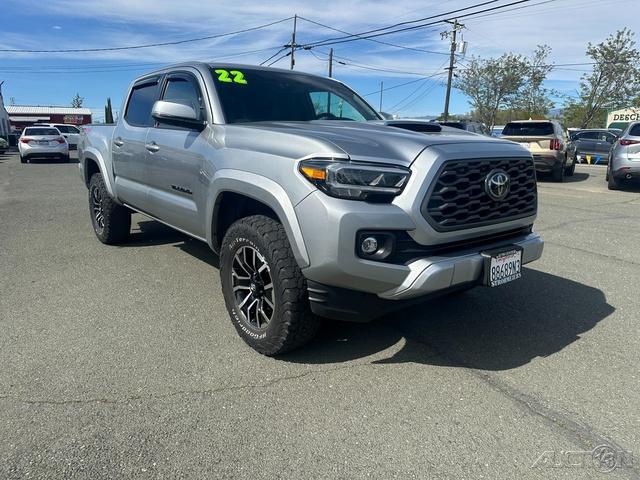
[78,62,543,355]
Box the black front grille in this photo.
[422,158,537,232]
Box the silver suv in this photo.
[607,121,640,190]
[78,63,544,355]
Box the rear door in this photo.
[144,71,210,237]
[54,124,81,146]
[112,76,162,209]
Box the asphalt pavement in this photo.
[1,151,639,479]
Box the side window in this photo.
[125,80,160,127]
[161,76,204,121]
[578,131,598,140]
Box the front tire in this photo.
[220,215,321,355]
[88,173,131,244]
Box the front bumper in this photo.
[378,232,543,299]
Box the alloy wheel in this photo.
[231,245,275,330]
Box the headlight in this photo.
[299,159,410,201]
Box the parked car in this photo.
[78,62,543,355]
[18,126,69,163]
[567,129,617,165]
[34,123,82,149]
[501,120,573,181]
[436,120,490,136]
[0,136,8,154]
[606,121,640,190]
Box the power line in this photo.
[301,0,543,49]
[300,0,503,48]
[0,17,293,53]
[362,77,428,97]
[297,16,451,56]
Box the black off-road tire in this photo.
[88,173,131,244]
[220,215,321,356]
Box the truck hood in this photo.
[227,120,511,166]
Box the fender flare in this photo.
[82,146,117,198]
[206,169,310,269]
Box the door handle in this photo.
[145,141,159,153]
[113,137,124,147]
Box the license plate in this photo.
[482,247,522,287]
[37,140,48,145]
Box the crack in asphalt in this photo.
[391,326,640,480]
[0,361,374,406]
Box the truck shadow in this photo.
[537,172,590,183]
[122,220,219,268]
[121,220,614,371]
[284,268,614,371]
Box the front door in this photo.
[144,72,210,238]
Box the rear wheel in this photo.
[220,215,321,355]
[608,170,621,190]
[552,161,565,182]
[20,155,27,164]
[88,173,131,244]
[564,160,576,176]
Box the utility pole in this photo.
[290,14,298,70]
[379,81,384,113]
[328,48,334,77]
[442,19,464,121]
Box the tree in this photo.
[104,97,114,124]
[510,45,556,118]
[71,93,84,108]
[455,53,529,128]
[563,28,640,128]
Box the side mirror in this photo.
[151,100,205,129]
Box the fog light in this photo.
[361,236,378,254]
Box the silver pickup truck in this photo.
[78,62,543,355]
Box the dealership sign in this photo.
[607,108,640,127]
[63,114,84,124]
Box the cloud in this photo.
[52,25,62,30]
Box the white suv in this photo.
[34,123,81,149]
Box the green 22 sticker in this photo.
[214,69,247,85]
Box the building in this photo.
[7,105,92,132]
[606,107,640,130]
[0,82,10,138]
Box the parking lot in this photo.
[1,150,639,479]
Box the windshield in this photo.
[211,67,380,124]
[503,122,554,136]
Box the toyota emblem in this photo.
[485,169,510,201]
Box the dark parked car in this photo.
[568,129,617,165]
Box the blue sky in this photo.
[0,0,637,121]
